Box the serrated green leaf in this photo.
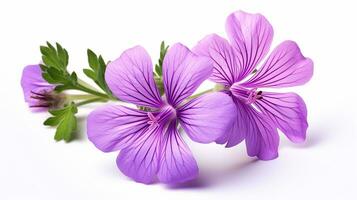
[70,72,78,83]
[84,49,112,96]
[40,46,50,56]
[43,116,61,126]
[46,67,62,79]
[45,103,78,142]
[40,64,48,71]
[42,72,56,84]
[83,69,96,80]
[154,41,169,77]
[54,85,74,92]
[155,64,161,76]
[56,43,69,67]
[87,49,98,71]
[40,42,69,70]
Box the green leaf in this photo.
[40,42,69,70]
[87,49,98,71]
[40,42,80,91]
[83,49,113,96]
[155,41,169,77]
[83,69,96,80]
[44,103,78,142]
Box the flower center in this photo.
[147,105,176,127]
[230,83,263,104]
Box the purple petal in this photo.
[157,121,198,184]
[255,92,308,143]
[226,10,273,78]
[242,41,313,88]
[162,43,213,107]
[116,126,161,184]
[230,99,279,160]
[193,34,241,85]
[216,102,245,147]
[20,64,54,110]
[178,92,236,143]
[87,104,150,152]
[105,46,163,108]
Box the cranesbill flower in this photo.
[87,43,235,184]
[193,11,313,160]
[21,64,64,111]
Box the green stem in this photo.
[187,84,226,99]
[67,94,98,101]
[78,79,101,91]
[188,88,214,99]
[75,97,108,107]
[74,84,109,99]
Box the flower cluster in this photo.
[21,11,313,184]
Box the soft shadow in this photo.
[167,177,209,189]
[281,126,329,149]
[71,115,87,141]
[297,131,326,148]
[167,157,261,190]
[201,158,261,187]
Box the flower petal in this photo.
[193,34,241,85]
[116,126,161,184]
[87,104,150,152]
[255,92,308,142]
[105,46,163,108]
[21,64,54,104]
[216,103,245,147]
[178,92,235,143]
[157,121,198,184]
[162,43,213,107]
[243,41,313,88]
[226,10,273,78]
[231,99,279,160]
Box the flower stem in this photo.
[65,79,117,107]
[77,79,101,92]
[188,88,214,99]
[187,84,226,99]
[67,94,98,101]
[75,97,108,107]
[74,83,109,99]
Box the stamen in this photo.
[29,89,64,108]
[30,103,51,108]
[147,112,158,127]
[246,88,263,104]
[146,105,176,128]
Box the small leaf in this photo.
[83,49,113,97]
[83,69,96,80]
[70,72,78,84]
[56,43,69,67]
[44,103,78,142]
[87,49,98,71]
[43,116,61,126]
[154,41,169,77]
[40,42,69,70]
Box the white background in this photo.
[0,0,356,199]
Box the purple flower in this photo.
[87,43,235,184]
[21,64,62,111]
[193,11,313,160]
